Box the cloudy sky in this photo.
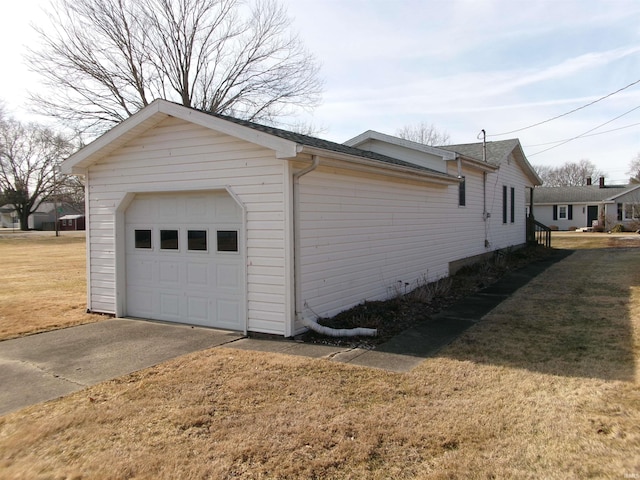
[2,0,639,182]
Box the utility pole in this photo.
[53,164,59,237]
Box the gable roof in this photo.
[439,139,542,185]
[532,184,638,204]
[62,99,457,184]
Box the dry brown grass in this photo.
[0,233,102,340]
[0,235,639,479]
[552,230,640,250]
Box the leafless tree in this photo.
[627,152,640,184]
[395,122,450,146]
[0,115,74,230]
[28,0,322,136]
[534,159,606,187]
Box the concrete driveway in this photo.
[0,319,243,416]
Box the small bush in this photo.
[549,225,559,231]
[610,224,625,233]
[569,226,578,231]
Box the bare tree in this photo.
[0,115,74,230]
[28,0,322,135]
[395,122,450,146]
[534,159,606,187]
[627,152,640,184]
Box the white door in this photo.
[125,191,243,330]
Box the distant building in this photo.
[530,177,640,231]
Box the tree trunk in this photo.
[19,209,29,231]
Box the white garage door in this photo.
[125,191,243,330]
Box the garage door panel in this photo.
[125,191,244,330]
[159,292,181,319]
[128,287,154,317]
[217,300,241,328]
[159,261,180,284]
[186,263,209,286]
[187,296,209,322]
[216,263,240,289]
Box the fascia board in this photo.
[299,146,459,186]
[446,155,498,173]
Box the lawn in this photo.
[0,232,102,340]
[0,233,639,479]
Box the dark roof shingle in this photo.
[210,113,455,178]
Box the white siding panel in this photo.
[87,116,288,335]
[297,168,452,323]
[296,159,533,328]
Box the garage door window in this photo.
[188,230,208,251]
[217,230,238,252]
[160,229,179,250]
[135,229,152,249]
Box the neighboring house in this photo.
[0,202,84,230]
[58,214,86,231]
[530,177,640,231]
[61,99,541,337]
[0,205,19,228]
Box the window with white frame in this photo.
[558,205,568,219]
[624,203,640,220]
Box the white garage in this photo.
[124,191,244,330]
[61,99,540,337]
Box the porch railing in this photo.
[527,216,551,248]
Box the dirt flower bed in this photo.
[298,245,555,348]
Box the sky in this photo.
[1,0,639,183]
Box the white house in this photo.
[61,99,541,337]
[530,177,640,231]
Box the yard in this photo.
[0,232,639,479]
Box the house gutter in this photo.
[292,154,377,338]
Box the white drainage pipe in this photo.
[300,317,377,337]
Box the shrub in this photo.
[549,225,559,231]
[610,224,625,233]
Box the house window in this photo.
[188,230,208,251]
[458,177,466,207]
[558,205,568,220]
[553,204,573,221]
[160,229,179,250]
[502,186,508,224]
[217,230,238,252]
[135,229,152,249]
[510,187,515,223]
[624,203,640,220]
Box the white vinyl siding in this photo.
[296,166,458,331]
[295,157,533,332]
[86,117,288,335]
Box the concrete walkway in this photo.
[0,249,571,415]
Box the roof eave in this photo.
[445,155,498,173]
[299,146,459,186]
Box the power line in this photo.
[523,121,640,147]
[488,78,640,137]
[528,105,640,157]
